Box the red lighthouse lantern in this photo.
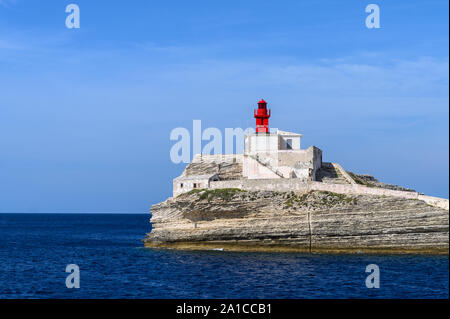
[254,99,271,133]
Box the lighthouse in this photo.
[172,97,324,196]
[254,99,271,133]
[246,98,303,155]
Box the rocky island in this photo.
[144,100,449,254]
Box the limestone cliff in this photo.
[144,189,449,254]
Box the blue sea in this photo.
[0,213,448,299]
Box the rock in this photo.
[347,171,416,192]
[144,189,449,254]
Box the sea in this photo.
[0,213,448,299]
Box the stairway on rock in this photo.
[316,163,350,184]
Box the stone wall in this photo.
[192,154,243,164]
[174,154,448,210]
[210,179,309,192]
[209,179,449,209]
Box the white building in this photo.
[173,129,322,197]
[245,129,302,153]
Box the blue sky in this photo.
[0,0,448,213]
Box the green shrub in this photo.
[198,188,244,201]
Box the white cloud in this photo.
[144,56,448,101]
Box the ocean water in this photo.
[0,213,447,299]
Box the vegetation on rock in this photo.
[181,188,244,201]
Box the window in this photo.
[180,183,183,188]
[193,183,197,188]
[286,138,293,149]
